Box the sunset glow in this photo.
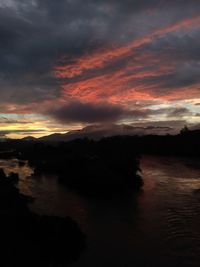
[1,1,200,138]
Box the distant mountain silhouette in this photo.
[39,132,70,141]
[2,125,200,158]
[28,127,200,158]
[22,136,37,142]
[38,124,174,142]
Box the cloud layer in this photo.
[0,0,200,137]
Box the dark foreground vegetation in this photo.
[22,138,142,197]
[1,127,200,156]
[0,169,85,267]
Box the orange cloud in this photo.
[55,15,200,79]
[53,14,200,106]
[55,52,176,105]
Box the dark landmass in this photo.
[1,128,200,196]
[22,138,142,197]
[0,168,85,267]
[1,127,200,157]
[0,149,18,159]
[38,128,200,157]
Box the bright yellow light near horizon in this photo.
[0,117,84,139]
[7,131,49,139]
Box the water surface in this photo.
[1,156,200,267]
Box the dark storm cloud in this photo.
[46,101,152,123]
[138,63,200,95]
[46,100,191,124]
[168,107,192,117]
[0,0,200,106]
[47,102,124,123]
[132,31,200,95]
[136,31,200,61]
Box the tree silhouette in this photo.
[180,125,189,135]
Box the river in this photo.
[1,155,200,267]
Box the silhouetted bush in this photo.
[18,138,143,197]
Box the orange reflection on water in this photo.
[0,159,33,179]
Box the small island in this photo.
[19,137,143,197]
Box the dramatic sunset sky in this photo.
[1,0,200,138]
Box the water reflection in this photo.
[1,156,200,267]
[138,156,200,267]
[0,159,33,179]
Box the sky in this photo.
[1,0,200,138]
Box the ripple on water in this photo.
[140,156,200,267]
